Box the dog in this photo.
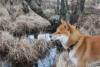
[52,19,100,67]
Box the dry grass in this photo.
[9,21,40,37]
[0,31,58,64]
[0,0,50,38]
[75,15,100,36]
[0,20,50,38]
[0,0,99,67]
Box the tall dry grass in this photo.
[0,31,59,67]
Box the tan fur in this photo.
[53,19,100,67]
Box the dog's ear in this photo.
[61,19,66,24]
[61,19,73,33]
[61,19,69,30]
[67,23,73,33]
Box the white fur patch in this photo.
[56,35,69,49]
[69,50,78,65]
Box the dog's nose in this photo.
[49,34,54,41]
[49,34,52,38]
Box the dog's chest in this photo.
[69,50,78,65]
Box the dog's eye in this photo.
[57,32,61,34]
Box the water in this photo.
[37,33,52,41]
[38,47,57,67]
[0,61,12,67]
[29,33,57,67]
[1,33,57,67]
[28,35,35,44]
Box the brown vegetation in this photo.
[0,31,58,67]
[0,0,51,38]
[0,0,99,67]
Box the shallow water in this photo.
[0,61,12,67]
[30,33,57,67]
[38,47,57,67]
[0,33,57,67]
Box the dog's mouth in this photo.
[56,39,61,44]
[55,40,64,51]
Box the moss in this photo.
[44,12,54,18]
[83,11,95,16]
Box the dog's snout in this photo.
[50,34,54,41]
[49,34,52,38]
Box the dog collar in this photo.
[67,41,78,53]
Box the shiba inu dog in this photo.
[52,19,100,67]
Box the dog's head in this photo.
[52,19,80,49]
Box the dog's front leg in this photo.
[77,61,86,67]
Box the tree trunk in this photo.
[59,0,85,24]
[57,0,61,14]
[60,0,70,22]
[70,0,85,24]
[25,0,48,19]
[35,0,42,6]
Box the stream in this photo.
[29,33,57,67]
[0,33,57,67]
